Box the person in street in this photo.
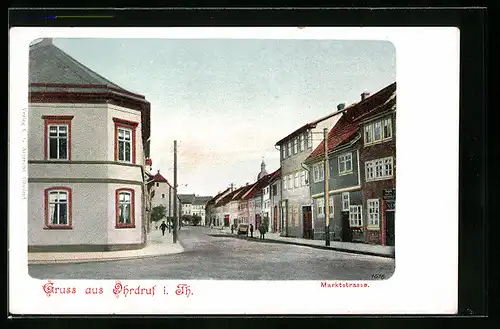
[231,224,234,234]
[249,224,254,238]
[160,220,167,236]
[259,224,266,240]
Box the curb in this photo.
[208,234,395,259]
[28,245,185,265]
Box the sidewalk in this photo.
[208,226,394,258]
[28,229,184,265]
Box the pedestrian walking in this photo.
[259,224,266,240]
[249,224,254,238]
[231,224,234,234]
[160,220,167,236]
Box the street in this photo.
[28,226,395,280]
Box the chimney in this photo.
[337,103,345,111]
[361,92,370,101]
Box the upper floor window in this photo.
[113,118,139,164]
[299,135,304,151]
[272,184,278,196]
[282,177,287,190]
[307,131,313,149]
[313,163,325,182]
[293,138,298,154]
[116,188,135,228]
[44,187,72,229]
[328,197,334,217]
[282,146,286,159]
[294,172,299,188]
[43,115,74,161]
[365,157,394,181]
[162,193,165,199]
[288,141,292,157]
[317,198,325,216]
[364,115,393,146]
[338,152,353,175]
[288,174,293,190]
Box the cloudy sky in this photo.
[52,38,395,196]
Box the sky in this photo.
[52,38,395,197]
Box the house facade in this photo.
[205,187,232,227]
[275,111,342,238]
[150,170,172,217]
[28,38,151,252]
[357,83,397,246]
[268,169,282,233]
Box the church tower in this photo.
[257,158,268,180]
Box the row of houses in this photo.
[206,82,396,246]
[177,194,213,225]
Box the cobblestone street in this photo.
[29,226,395,280]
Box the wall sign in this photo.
[383,188,396,200]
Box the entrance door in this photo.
[302,206,313,239]
[273,206,278,232]
[340,211,352,242]
[385,210,395,246]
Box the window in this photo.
[288,142,292,156]
[293,138,298,154]
[113,118,138,164]
[43,115,74,160]
[288,174,293,190]
[272,185,277,196]
[349,205,363,227]
[299,134,304,151]
[283,178,287,190]
[304,171,309,185]
[308,131,313,148]
[328,197,334,216]
[313,163,325,182]
[294,172,299,188]
[364,115,393,146]
[44,187,72,228]
[116,188,135,228]
[367,199,380,228]
[365,157,394,181]
[300,170,306,186]
[282,146,286,159]
[338,152,353,175]
[341,192,350,211]
[317,198,325,216]
[156,182,159,187]
[162,193,165,199]
[364,125,373,145]
[383,117,393,139]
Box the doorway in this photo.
[385,210,395,246]
[340,211,352,242]
[302,206,313,239]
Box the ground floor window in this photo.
[349,205,363,227]
[116,188,135,228]
[367,199,380,229]
[44,186,72,228]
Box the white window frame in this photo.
[338,152,353,175]
[299,134,304,151]
[367,199,380,229]
[349,205,363,227]
[293,138,298,154]
[364,116,393,146]
[317,198,325,217]
[117,126,133,163]
[365,157,394,181]
[282,146,286,159]
[47,124,69,160]
[294,172,299,188]
[308,131,313,148]
[48,190,69,225]
[283,177,287,190]
[304,170,309,185]
[288,142,292,157]
[341,192,350,211]
[300,170,306,186]
[328,197,334,217]
[313,163,325,182]
[288,174,293,190]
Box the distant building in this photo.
[205,187,233,226]
[262,168,281,233]
[28,39,152,252]
[178,193,213,225]
[150,170,174,222]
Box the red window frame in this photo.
[43,115,74,161]
[44,186,73,229]
[113,117,138,164]
[115,188,136,228]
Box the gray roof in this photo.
[193,196,213,205]
[29,38,144,101]
[177,194,213,205]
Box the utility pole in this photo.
[323,128,330,247]
[173,140,178,244]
